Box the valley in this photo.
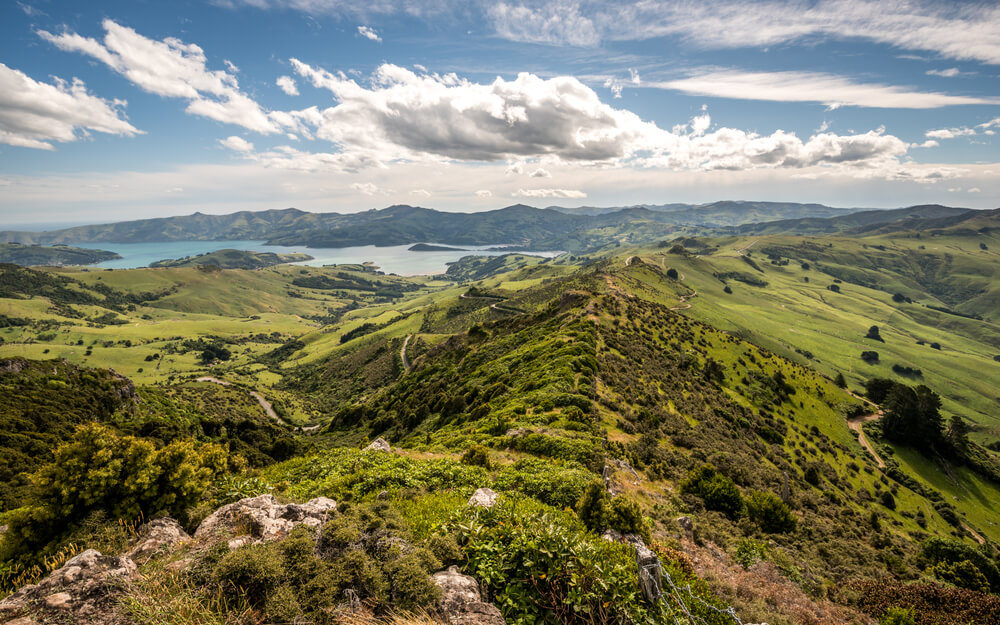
[1,203,999,625]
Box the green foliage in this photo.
[574,482,608,531]
[880,607,917,625]
[681,464,744,519]
[450,496,666,625]
[460,444,493,470]
[493,458,599,509]
[2,423,226,562]
[918,537,1000,593]
[0,358,140,510]
[881,383,944,450]
[207,502,442,622]
[733,538,769,569]
[744,491,796,534]
[607,495,647,541]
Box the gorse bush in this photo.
[1,423,227,565]
[744,491,796,534]
[681,464,744,519]
[449,496,663,625]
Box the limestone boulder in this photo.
[194,494,336,543]
[432,566,505,625]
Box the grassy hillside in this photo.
[2,235,1000,624]
[149,249,313,269]
[0,244,120,266]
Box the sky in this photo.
[0,0,998,226]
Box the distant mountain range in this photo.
[0,201,988,252]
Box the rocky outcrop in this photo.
[467,488,497,509]
[365,437,391,452]
[194,494,336,544]
[433,565,505,625]
[125,518,188,564]
[0,549,136,625]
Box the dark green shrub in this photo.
[575,482,609,531]
[879,490,896,510]
[745,491,796,533]
[461,444,493,469]
[681,464,744,519]
[607,495,647,541]
[213,544,285,600]
[918,537,1000,592]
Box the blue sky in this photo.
[0,0,998,225]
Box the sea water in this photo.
[73,241,562,276]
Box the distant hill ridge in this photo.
[0,201,985,251]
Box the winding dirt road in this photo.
[401,334,412,372]
[196,376,320,432]
[847,411,885,468]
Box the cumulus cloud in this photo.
[410,188,431,197]
[290,61,661,163]
[39,20,304,134]
[276,75,299,95]
[513,188,587,198]
[926,67,963,77]
[0,62,140,150]
[925,127,976,139]
[357,25,382,42]
[475,189,493,197]
[529,168,552,178]
[350,181,381,195]
[656,70,997,109]
[219,135,255,152]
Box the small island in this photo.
[408,243,469,252]
[149,249,313,269]
[0,243,121,266]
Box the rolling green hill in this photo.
[0,244,120,266]
[2,222,1000,625]
[149,248,313,269]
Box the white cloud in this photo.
[979,118,1000,130]
[926,67,961,77]
[0,62,140,150]
[488,2,599,46]
[475,189,493,197]
[276,75,299,95]
[513,188,586,198]
[219,135,255,152]
[290,61,662,163]
[656,70,997,109]
[529,168,551,178]
[39,20,301,134]
[201,63,917,178]
[357,25,382,42]
[410,188,431,197]
[350,182,381,195]
[912,140,939,148]
[925,127,976,139]
[482,1,1000,66]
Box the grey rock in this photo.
[42,593,71,610]
[125,518,189,564]
[432,565,505,625]
[0,549,136,625]
[467,488,497,509]
[365,437,391,452]
[676,516,694,534]
[194,494,336,543]
[376,490,389,500]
